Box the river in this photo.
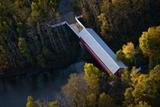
[0,61,84,107]
[0,0,83,106]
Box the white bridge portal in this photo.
[49,15,126,76]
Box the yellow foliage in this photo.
[139,26,160,55]
[122,42,135,57]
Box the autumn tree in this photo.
[26,96,35,107]
[98,92,116,107]
[86,93,97,107]
[61,63,111,107]
[48,100,59,107]
[116,42,136,66]
[30,1,40,22]
[81,0,160,50]
[80,0,101,30]
[139,26,160,68]
[134,101,151,107]
[124,65,160,107]
[61,73,88,107]
[84,63,102,94]
[97,13,111,41]
[14,0,31,21]
[139,26,160,55]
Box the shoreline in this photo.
[0,60,84,79]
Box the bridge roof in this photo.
[79,28,126,74]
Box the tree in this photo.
[0,0,64,71]
[61,63,110,107]
[18,37,32,63]
[116,50,125,61]
[36,99,43,107]
[61,73,88,107]
[26,96,35,107]
[48,0,58,8]
[116,42,136,66]
[86,93,96,107]
[139,26,160,55]
[14,0,31,21]
[30,1,40,21]
[124,65,160,107]
[97,13,108,34]
[80,0,100,30]
[134,101,151,107]
[139,26,160,68]
[48,100,59,107]
[122,42,135,60]
[84,63,101,94]
[81,0,160,50]
[0,45,10,71]
[98,92,116,107]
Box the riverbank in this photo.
[0,61,84,107]
[0,60,84,79]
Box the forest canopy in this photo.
[0,0,160,107]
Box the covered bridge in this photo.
[49,15,126,75]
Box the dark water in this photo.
[0,62,84,107]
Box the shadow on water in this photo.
[0,61,84,107]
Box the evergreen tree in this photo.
[18,37,32,63]
[0,45,10,71]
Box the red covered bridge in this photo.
[49,16,126,76]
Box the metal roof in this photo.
[79,28,126,74]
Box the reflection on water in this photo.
[0,62,84,107]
